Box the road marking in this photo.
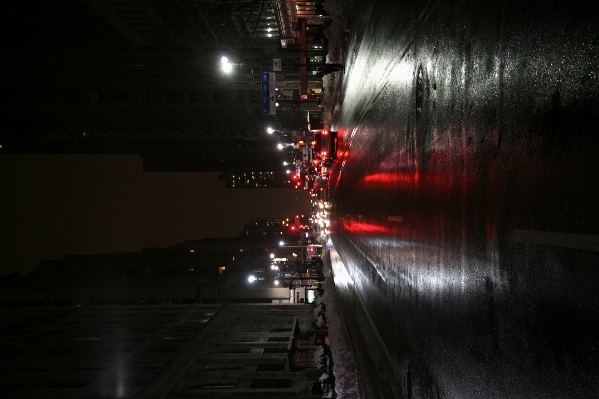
[512,230,599,253]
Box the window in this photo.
[222,347,251,353]
[230,91,243,102]
[188,382,236,389]
[183,92,197,102]
[250,379,292,388]
[160,92,174,102]
[257,363,285,371]
[206,92,220,102]
[263,347,287,353]
[268,337,289,342]
[88,92,101,102]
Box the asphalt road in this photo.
[329,1,599,397]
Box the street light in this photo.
[220,56,245,73]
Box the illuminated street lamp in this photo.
[220,56,244,73]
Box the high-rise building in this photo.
[0,0,330,174]
[221,170,296,188]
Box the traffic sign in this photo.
[262,72,276,115]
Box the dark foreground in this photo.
[328,0,599,397]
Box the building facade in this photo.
[0,0,330,172]
[0,303,324,398]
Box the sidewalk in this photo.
[319,245,363,398]
[323,235,406,399]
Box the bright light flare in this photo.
[221,63,232,73]
[248,275,256,283]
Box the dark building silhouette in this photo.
[0,230,326,397]
[0,229,303,307]
[221,170,297,188]
[0,0,330,175]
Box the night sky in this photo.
[0,154,310,276]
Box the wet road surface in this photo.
[329,1,599,397]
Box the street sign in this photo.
[262,72,276,115]
[273,58,282,71]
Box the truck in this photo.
[314,130,337,165]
